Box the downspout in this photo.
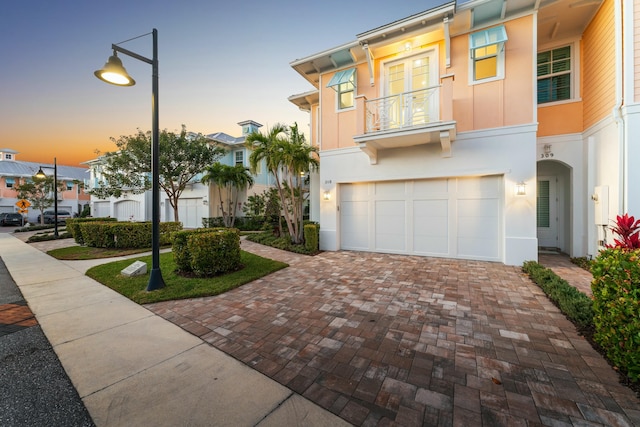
[613,0,626,213]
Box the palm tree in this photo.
[245,123,318,243]
[202,163,254,227]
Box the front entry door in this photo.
[537,176,558,248]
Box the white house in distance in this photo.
[0,148,90,222]
[85,120,275,228]
[288,0,639,266]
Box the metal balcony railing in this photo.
[365,85,441,133]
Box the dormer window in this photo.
[327,68,356,110]
[469,25,507,83]
[4,153,12,160]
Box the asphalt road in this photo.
[0,257,95,426]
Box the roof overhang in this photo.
[290,41,364,88]
[288,90,319,112]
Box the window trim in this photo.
[234,150,244,166]
[5,177,15,188]
[468,25,508,85]
[537,40,580,106]
[327,68,356,111]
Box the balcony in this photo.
[354,77,456,164]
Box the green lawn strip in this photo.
[85,251,288,304]
[48,245,153,260]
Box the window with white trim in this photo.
[469,26,507,83]
[235,150,244,166]
[326,68,356,110]
[5,177,15,188]
[537,45,571,104]
[4,154,12,160]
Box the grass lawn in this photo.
[85,251,288,304]
[48,245,154,260]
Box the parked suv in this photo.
[0,213,23,226]
[37,210,72,224]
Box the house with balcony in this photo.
[0,148,90,222]
[289,0,635,265]
[86,120,276,228]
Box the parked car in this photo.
[37,210,72,224]
[0,213,23,226]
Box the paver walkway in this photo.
[148,241,640,426]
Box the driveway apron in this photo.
[148,241,640,426]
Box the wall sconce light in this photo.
[541,144,554,158]
[323,191,331,201]
[404,42,412,52]
[203,199,208,206]
[516,182,526,196]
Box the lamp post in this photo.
[94,29,165,291]
[35,158,58,238]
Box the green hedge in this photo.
[79,221,182,248]
[522,261,594,329]
[591,248,640,383]
[172,228,241,277]
[304,223,319,252]
[203,216,267,231]
[66,217,117,244]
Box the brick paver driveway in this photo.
[147,241,640,426]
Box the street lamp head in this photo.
[34,167,46,180]
[94,52,136,86]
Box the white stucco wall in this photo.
[318,124,538,265]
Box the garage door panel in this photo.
[340,176,502,261]
[457,175,501,195]
[413,178,449,194]
[413,199,449,254]
[341,201,369,250]
[375,181,405,197]
[375,200,405,251]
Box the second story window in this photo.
[235,150,244,166]
[537,46,571,104]
[5,177,15,188]
[327,68,356,110]
[469,25,507,83]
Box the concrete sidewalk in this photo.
[0,233,349,427]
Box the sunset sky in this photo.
[0,1,441,167]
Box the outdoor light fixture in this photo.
[35,158,59,238]
[94,53,135,86]
[516,181,526,196]
[95,29,165,291]
[323,191,331,201]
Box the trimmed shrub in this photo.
[522,261,594,330]
[66,217,117,245]
[304,223,319,252]
[591,248,640,383]
[79,221,182,248]
[202,216,266,231]
[183,229,241,277]
[172,228,227,273]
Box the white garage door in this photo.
[177,198,203,229]
[114,200,141,221]
[340,175,502,261]
[93,201,110,218]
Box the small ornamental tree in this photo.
[591,213,640,383]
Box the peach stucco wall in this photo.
[317,15,535,151]
[451,16,535,132]
[582,0,615,129]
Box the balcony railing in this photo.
[365,85,441,133]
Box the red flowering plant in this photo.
[607,213,640,249]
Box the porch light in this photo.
[323,191,331,201]
[516,181,526,196]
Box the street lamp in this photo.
[35,158,58,238]
[94,29,165,291]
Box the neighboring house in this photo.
[0,148,90,222]
[289,0,633,265]
[85,120,275,228]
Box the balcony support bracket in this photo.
[440,130,452,157]
[359,143,378,165]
